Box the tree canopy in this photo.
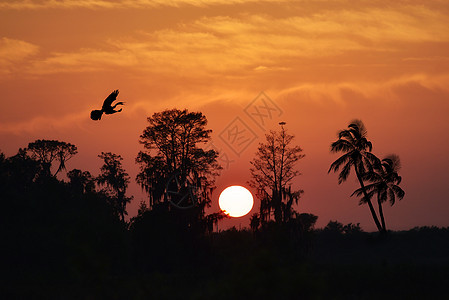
[249,124,304,224]
[27,139,77,177]
[136,108,222,229]
[97,152,132,222]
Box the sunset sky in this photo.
[1,0,448,231]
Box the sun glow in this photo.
[218,185,254,218]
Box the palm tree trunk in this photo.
[355,169,383,233]
[377,199,386,232]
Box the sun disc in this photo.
[219,185,253,218]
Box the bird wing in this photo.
[102,90,119,109]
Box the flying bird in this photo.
[90,90,124,120]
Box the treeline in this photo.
[0,147,129,298]
[0,144,318,298]
[1,150,448,298]
[0,108,318,298]
[0,109,445,298]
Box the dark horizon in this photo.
[1,1,449,231]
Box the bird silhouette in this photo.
[90,90,124,120]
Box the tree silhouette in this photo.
[27,139,77,177]
[250,213,260,232]
[0,148,42,198]
[136,109,221,226]
[249,123,304,224]
[97,152,132,222]
[67,169,96,195]
[328,120,384,233]
[324,220,345,233]
[352,154,405,231]
[1,147,130,294]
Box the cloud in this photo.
[0,110,87,135]
[11,15,369,76]
[277,72,449,110]
[27,47,139,74]
[0,38,39,75]
[0,0,290,10]
[5,3,449,81]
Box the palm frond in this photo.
[349,119,367,137]
[355,157,367,175]
[395,175,402,185]
[330,139,353,153]
[360,170,381,182]
[358,190,375,205]
[364,139,373,152]
[351,182,378,197]
[387,188,396,206]
[351,187,364,197]
[365,152,381,168]
[391,185,405,201]
[383,154,401,172]
[338,161,352,184]
[328,152,351,173]
[379,189,388,203]
[337,129,353,144]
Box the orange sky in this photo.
[1,0,449,231]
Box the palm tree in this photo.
[352,154,405,231]
[328,120,384,233]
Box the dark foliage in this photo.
[0,149,130,299]
[27,139,77,177]
[249,124,304,225]
[97,152,133,222]
[135,109,223,234]
[0,132,441,299]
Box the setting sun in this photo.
[219,185,254,218]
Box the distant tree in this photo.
[136,109,221,228]
[352,154,405,231]
[27,139,77,177]
[1,148,131,287]
[0,148,42,193]
[324,220,345,234]
[67,169,95,195]
[342,222,363,235]
[204,212,225,235]
[249,123,304,224]
[97,152,132,222]
[136,200,149,217]
[328,120,384,233]
[296,213,318,233]
[322,221,363,235]
[250,213,260,233]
